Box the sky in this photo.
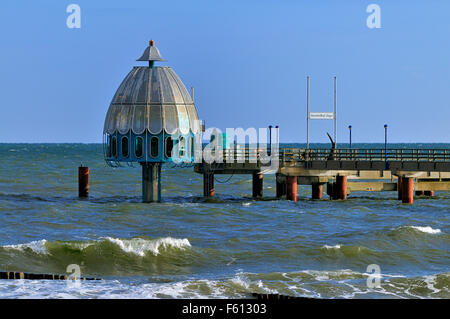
[0,0,449,143]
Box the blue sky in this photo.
[0,0,449,143]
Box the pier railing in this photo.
[280,148,450,162]
[205,148,450,164]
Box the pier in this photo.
[195,147,450,204]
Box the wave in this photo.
[2,237,191,257]
[322,244,341,249]
[103,237,191,257]
[407,226,441,234]
[393,225,442,235]
[3,239,50,254]
[0,237,198,276]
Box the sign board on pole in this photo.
[308,112,335,120]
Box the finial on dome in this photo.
[137,40,165,67]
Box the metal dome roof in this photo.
[103,43,199,136]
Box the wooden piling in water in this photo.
[276,174,286,198]
[252,292,314,300]
[203,173,214,197]
[311,183,323,200]
[397,176,403,200]
[78,166,89,198]
[424,190,435,197]
[0,271,100,281]
[252,173,263,198]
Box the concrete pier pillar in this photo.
[402,177,414,204]
[424,190,435,197]
[286,176,297,202]
[336,175,347,200]
[311,183,323,200]
[203,173,214,197]
[397,176,403,200]
[142,163,161,203]
[78,166,89,198]
[276,174,286,198]
[252,173,263,198]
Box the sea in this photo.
[0,143,448,299]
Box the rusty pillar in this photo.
[286,176,297,202]
[276,174,286,198]
[203,173,214,197]
[402,177,414,204]
[397,176,403,200]
[336,175,347,200]
[252,173,263,198]
[311,183,323,200]
[78,166,89,198]
[424,190,435,197]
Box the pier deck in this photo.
[194,148,450,204]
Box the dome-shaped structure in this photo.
[103,41,200,166]
[102,41,201,202]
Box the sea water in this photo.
[0,143,448,298]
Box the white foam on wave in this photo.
[104,237,191,256]
[1,237,191,257]
[3,239,48,254]
[409,226,441,234]
[322,244,341,249]
[0,270,445,299]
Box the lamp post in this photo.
[348,125,352,149]
[268,125,273,156]
[384,124,388,169]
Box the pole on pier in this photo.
[402,177,414,204]
[268,125,273,156]
[384,124,388,170]
[306,76,310,149]
[397,176,403,200]
[336,175,347,200]
[348,125,352,149]
[203,173,214,197]
[142,163,161,203]
[276,174,286,198]
[286,176,297,202]
[252,173,263,198]
[311,183,323,200]
[78,166,89,198]
[334,76,337,149]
